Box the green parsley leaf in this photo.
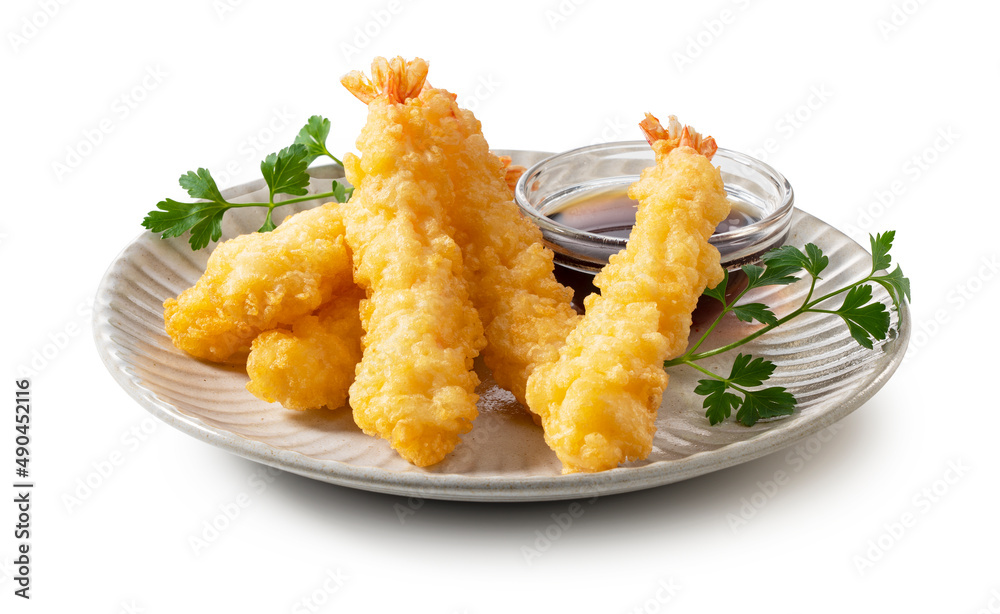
[331,180,353,203]
[695,379,740,425]
[188,207,227,251]
[873,266,911,312]
[693,355,794,426]
[800,243,829,277]
[261,144,311,201]
[258,214,277,233]
[835,284,890,349]
[743,258,801,291]
[731,302,778,325]
[759,245,808,277]
[294,115,334,165]
[870,230,895,273]
[144,116,351,249]
[736,386,797,426]
[142,199,228,250]
[142,168,232,249]
[178,168,226,203]
[703,268,730,304]
[756,243,829,280]
[674,231,909,428]
[727,353,777,387]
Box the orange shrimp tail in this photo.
[341,56,429,104]
[639,112,718,160]
[496,155,527,194]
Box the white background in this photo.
[3,0,998,612]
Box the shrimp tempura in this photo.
[525,114,730,473]
[245,287,364,410]
[429,106,580,407]
[340,57,486,467]
[163,203,353,362]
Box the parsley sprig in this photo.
[666,231,910,426]
[143,115,352,250]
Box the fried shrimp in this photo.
[340,57,486,467]
[163,203,353,362]
[525,114,730,473]
[245,287,364,411]
[419,99,580,408]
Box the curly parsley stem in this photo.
[223,190,347,209]
[664,232,908,426]
[666,275,885,367]
[319,146,343,167]
[665,309,800,367]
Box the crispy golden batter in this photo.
[163,203,353,362]
[245,287,364,410]
[341,57,486,467]
[424,101,580,407]
[525,114,730,473]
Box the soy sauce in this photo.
[545,182,754,324]
[547,183,758,238]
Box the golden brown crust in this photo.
[245,288,364,411]
[163,203,353,362]
[525,118,730,473]
[341,60,486,467]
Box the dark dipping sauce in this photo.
[547,185,755,326]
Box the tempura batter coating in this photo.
[341,57,486,467]
[526,114,730,473]
[427,102,580,406]
[163,203,353,362]
[245,288,364,410]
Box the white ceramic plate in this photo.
[94,152,910,501]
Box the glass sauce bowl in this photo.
[513,141,795,316]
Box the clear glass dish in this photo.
[514,141,795,274]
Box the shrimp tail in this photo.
[496,155,527,193]
[341,56,429,104]
[639,112,718,160]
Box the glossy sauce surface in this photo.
[547,183,752,325]
[548,184,757,238]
